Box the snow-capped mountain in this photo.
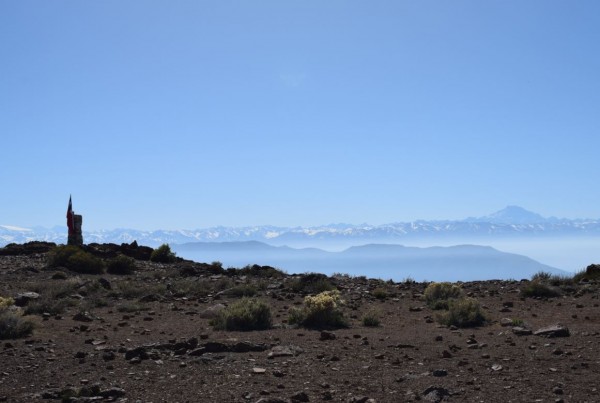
[2,206,600,247]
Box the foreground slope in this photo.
[0,242,599,402]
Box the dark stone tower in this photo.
[67,196,83,246]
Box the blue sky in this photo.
[2,1,600,231]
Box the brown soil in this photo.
[1,247,599,403]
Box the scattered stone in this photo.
[73,311,94,322]
[268,345,303,359]
[320,331,336,341]
[422,386,450,402]
[98,278,111,290]
[432,369,447,377]
[199,304,226,319]
[253,367,267,374]
[534,325,570,338]
[512,327,532,336]
[491,364,503,371]
[290,391,310,402]
[14,292,40,307]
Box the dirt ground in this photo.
[1,245,599,403]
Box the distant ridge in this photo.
[172,241,566,282]
[2,206,600,247]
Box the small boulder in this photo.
[14,292,40,307]
[534,325,570,338]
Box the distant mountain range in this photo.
[172,241,566,282]
[2,206,599,248]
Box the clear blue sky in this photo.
[2,1,599,231]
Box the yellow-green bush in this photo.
[437,297,486,328]
[0,296,14,309]
[210,298,272,331]
[289,290,347,329]
[424,282,463,309]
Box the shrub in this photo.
[0,297,14,309]
[424,282,463,310]
[235,264,286,278]
[150,244,177,263]
[210,298,272,331]
[362,309,381,327]
[107,255,136,275]
[531,271,552,282]
[169,279,212,298]
[48,245,105,274]
[372,287,388,300]
[437,297,486,328]
[0,310,35,339]
[288,290,347,329]
[521,282,561,298]
[289,273,335,294]
[225,284,258,297]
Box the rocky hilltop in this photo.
[1,242,599,402]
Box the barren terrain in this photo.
[1,242,599,403]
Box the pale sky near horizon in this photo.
[2,1,600,231]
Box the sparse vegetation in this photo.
[424,282,463,309]
[372,287,388,300]
[234,264,286,278]
[288,273,335,294]
[0,296,14,309]
[210,298,272,331]
[0,305,35,339]
[48,245,105,274]
[225,284,258,297]
[150,244,177,263]
[288,290,347,329]
[107,255,136,275]
[362,309,381,327]
[521,281,561,298]
[437,297,486,328]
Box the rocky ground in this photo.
[0,242,599,403]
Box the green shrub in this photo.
[48,245,81,267]
[424,282,463,310]
[521,282,561,298]
[288,290,347,329]
[150,244,177,263]
[225,284,258,297]
[114,281,167,299]
[289,273,335,294]
[107,255,136,275]
[372,287,388,300]
[235,264,286,278]
[48,245,105,274]
[0,310,35,339]
[169,279,212,298]
[531,271,552,282]
[437,297,486,328]
[210,298,272,331]
[362,310,381,327]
